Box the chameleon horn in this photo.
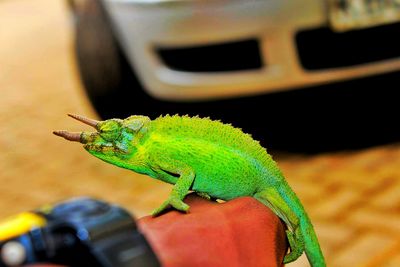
[53,130,82,142]
[68,114,99,128]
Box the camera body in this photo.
[0,197,159,267]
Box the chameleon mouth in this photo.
[53,114,100,144]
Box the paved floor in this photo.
[0,1,399,266]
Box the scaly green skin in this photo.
[55,114,326,267]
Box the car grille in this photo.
[296,22,400,70]
[156,39,263,72]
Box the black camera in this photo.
[0,197,160,267]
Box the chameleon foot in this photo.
[283,229,304,264]
[152,197,190,216]
[196,192,212,200]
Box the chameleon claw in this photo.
[53,130,82,142]
[151,203,169,217]
[68,114,99,129]
[196,192,212,200]
[151,198,190,216]
[170,198,190,213]
[283,229,304,264]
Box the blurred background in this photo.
[0,0,400,266]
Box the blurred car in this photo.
[68,0,400,152]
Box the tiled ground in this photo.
[1,1,399,266]
[280,147,400,266]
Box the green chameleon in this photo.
[54,114,326,267]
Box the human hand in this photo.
[138,194,288,267]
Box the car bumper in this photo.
[103,0,400,100]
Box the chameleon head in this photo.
[53,114,150,165]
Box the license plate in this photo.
[328,0,400,32]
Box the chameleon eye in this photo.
[99,120,119,132]
[99,121,121,141]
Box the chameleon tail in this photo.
[254,185,326,267]
[299,214,326,267]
